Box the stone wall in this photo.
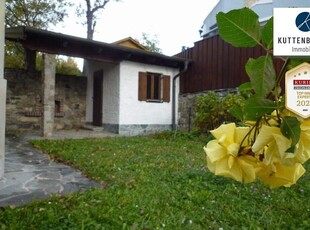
[177,88,237,132]
[5,68,87,131]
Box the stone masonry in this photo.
[5,68,87,131]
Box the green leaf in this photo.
[280,116,300,147]
[262,17,273,49]
[245,55,276,97]
[238,82,252,92]
[288,59,310,70]
[216,8,261,47]
[244,97,276,120]
[229,105,244,121]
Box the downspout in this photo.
[172,60,189,131]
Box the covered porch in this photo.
[5,26,186,137]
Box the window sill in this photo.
[146,99,163,103]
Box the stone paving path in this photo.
[0,132,108,207]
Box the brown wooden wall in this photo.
[176,35,282,94]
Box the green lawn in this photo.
[0,132,309,229]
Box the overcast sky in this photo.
[52,0,219,56]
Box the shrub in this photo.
[194,91,245,133]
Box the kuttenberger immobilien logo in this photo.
[274,8,310,56]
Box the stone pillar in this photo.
[0,0,7,178]
[42,54,56,138]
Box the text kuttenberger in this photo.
[278,37,310,44]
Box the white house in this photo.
[85,59,182,135]
[5,27,188,136]
[200,0,310,38]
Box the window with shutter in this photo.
[138,72,170,103]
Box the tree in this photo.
[5,0,71,29]
[4,41,24,69]
[5,0,71,70]
[55,57,82,76]
[137,33,162,53]
[76,0,121,40]
[6,51,82,76]
[35,55,82,76]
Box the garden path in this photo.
[0,130,116,207]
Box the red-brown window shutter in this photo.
[162,75,170,102]
[138,72,147,101]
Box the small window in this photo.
[54,98,65,117]
[138,72,170,102]
[25,96,65,117]
[146,73,161,100]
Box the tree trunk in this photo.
[86,11,94,40]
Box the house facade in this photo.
[5,27,187,136]
[85,60,180,135]
[201,0,310,38]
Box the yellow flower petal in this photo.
[206,155,216,173]
[272,133,292,158]
[214,157,243,182]
[210,123,236,145]
[234,126,251,146]
[285,129,310,165]
[227,143,239,157]
[237,156,260,183]
[301,119,310,130]
[257,163,306,189]
[228,155,235,169]
[204,140,226,163]
[252,125,291,165]
[297,130,310,163]
[275,163,306,185]
[252,125,281,153]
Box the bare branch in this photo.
[91,0,110,14]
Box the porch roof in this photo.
[5,26,187,69]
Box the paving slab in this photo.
[0,132,106,207]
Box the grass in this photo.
[0,132,309,229]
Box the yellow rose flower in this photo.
[204,123,259,183]
[257,162,306,189]
[297,119,310,163]
[268,114,310,165]
[251,125,292,165]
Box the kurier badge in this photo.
[285,62,310,118]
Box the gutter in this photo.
[172,60,189,131]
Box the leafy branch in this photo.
[216,7,301,147]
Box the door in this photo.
[93,69,103,126]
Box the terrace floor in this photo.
[0,130,117,207]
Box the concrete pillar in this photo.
[42,54,56,138]
[0,0,7,178]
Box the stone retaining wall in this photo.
[5,68,87,131]
[177,88,237,132]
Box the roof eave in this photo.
[5,26,188,69]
